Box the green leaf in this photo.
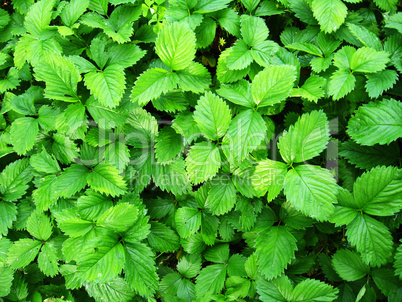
[152,158,191,196]
[0,203,17,236]
[291,75,326,102]
[155,22,196,70]
[0,266,13,297]
[0,67,20,93]
[373,0,397,11]
[177,254,202,278]
[194,0,233,13]
[152,91,188,113]
[207,175,237,215]
[333,46,355,70]
[332,249,370,281]
[350,47,390,73]
[38,243,59,277]
[26,211,52,241]
[195,17,216,48]
[280,201,314,230]
[54,164,89,198]
[286,42,323,57]
[226,40,254,70]
[147,221,180,253]
[155,126,183,164]
[256,275,293,302]
[6,239,42,269]
[185,142,221,184]
[252,159,287,201]
[205,244,230,264]
[241,15,268,47]
[222,109,267,165]
[34,54,81,102]
[54,208,93,237]
[312,0,347,33]
[196,264,227,296]
[87,164,127,197]
[107,43,146,69]
[85,277,135,302]
[365,69,398,98]
[176,62,212,93]
[215,8,240,37]
[86,97,128,128]
[252,65,296,107]
[328,69,356,100]
[251,40,280,67]
[175,207,202,238]
[347,99,402,146]
[97,203,138,233]
[284,165,338,221]
[346,23,382,51]
[124,242,158,297]
[353,166,402,216]
[131,68,178,106]
[32,175,58,212]
[384,12,402,33]
[61,0,89,27]
[242,0,260,12]
[394,242,402,279]
[24,0,54,37]
[371,268,400,297]
[256,226,298,280]
[10,117,39,155]
[84,65,126,108]
[217,79,253,108]
[346,214,393,266]
[217,48,250,84]
[193,92,231,141]
[0,158,33,202]
[278,110,330,164]
[30,148,61,174]
[291,278,339,301]
[340,140,400,169]
[77,190,113,221]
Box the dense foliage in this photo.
[0,0,402,301]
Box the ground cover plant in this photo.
[0,0,401,301]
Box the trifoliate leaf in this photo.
[256,226,298,280]
[175,207,202,238]
[87,164,127,197]
[222,109,267,166]
[226,39,254,70]
[328,69,356,100]
[217,48,250,84]
[176,62,212,93]
[347,99,402,146]
[312,0,347,33]
[124,242,158,297]
[206,175,237,215]
[10,117,39,155]
[34,54,81,102]
[155,22,196,70]
[97,203,138,233]
[177,254,202,279]
[346,214,393,266]
[193,92,231,141]
[252,65,296,107]
[291,75,326,102]
[196,264,227,296]
[252,159,287,201]
[284,165,338,221]
[155,126,183,164]
[54,164,89,198]
[185,142,221,184]
[131,68,178,106]
[6,239,42,269]
[217,79,254,108]
[54,208,93,237]
[332,249,370,281]
[365,69,398,98]
[84,65,126,108]
[147,221,180,253]
[339,141,400,169]
[27,211,52,241]
[77,190,113,221]
[353,166,402,216]
[350,47,390,73]
[278,110,330,164]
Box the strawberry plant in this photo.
[0,0,401,301]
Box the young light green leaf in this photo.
[332,249,370,281]
[350,47,390,73]
[312,0,347,33]
[256,275,293,302]
[328,69,356,100]
[0,266,13,297]
[10,117,39,155]
[226,40,254,70]
[60,0,89,27]
[54,164,89,198]
[6,239,42,269]
[347,99,402,146]
[77,190,113,221]
[54,208,93,237]
[0,158,33,202]
[241,15,269,47]
[346,214,393,266]
[278,110,330,164]
[24,0,54,37]
[185,142,221,184]
[27,211,52,241]
[284,165,338,221]
[175,207,202,238]
[291,278,339,301]
[176,62,212,93]
[196,264,227,296]
[193,92,231,141]
[291,75,326,102]
[252,65,296,107]
[155,22,196,70]
[217,79,254,108]
[85,277,135,302]
[97,203,138,233]
[87,164,127,197]
[256,226,298,280]
[346,23,382,51]
[38,243,59,277]
[365,69,398,98]
[286,42,323,57]
[30,148,61,174]
[0,203,17,236]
